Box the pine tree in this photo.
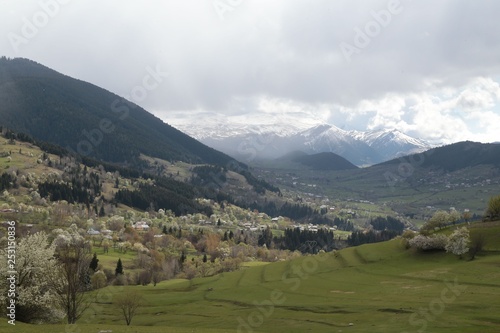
[89,253,99,272]
[99,205,105,217]
[179,252,186,266]
[115,258,124,276]
[203,253,208,263]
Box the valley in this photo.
[251,142,500,229]
[1,57,499,333]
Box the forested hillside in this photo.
[0,57,238,168]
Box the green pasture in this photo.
[3,229,500,333]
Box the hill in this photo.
[252,141,500,227]
[0,57,237,168]
[291,151,358,170]
[380,141,500,171]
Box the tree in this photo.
[99,205,105,217]
[469,232,486,260]
[115,258,124,276]
[408,234,448,251]
[448,210,461,225]
[202,253,208,263]
[179,252,186,267]
[463,210,472,223]
[485,195,500,221]
[91,271,107,289]
[421,210,455,234]
[445,227,470,259]
[89,253,99,272]
[0,231,63,323]
[50,231,94,324]
[114,290,143,325]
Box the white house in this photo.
[133,221,150,231]
[87,228,101,235]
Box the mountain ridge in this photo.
[0,57,241,169]
[168,113,434,166]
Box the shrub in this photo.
[485,195,500,221]
[408,234,448,251]
[445,227,470,258]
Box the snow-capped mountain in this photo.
[350,129,432,162]
[165,112,433,166]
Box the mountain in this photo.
[0,57,238,168]
[168,113,433,166]
[295,124,381,166]
[289,152,358,170]
[351,129,432,162]
[381,141,500,171]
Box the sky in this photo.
[1,0,500,144]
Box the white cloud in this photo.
[2,1,500,144]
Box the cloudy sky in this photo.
[1,0,500,143]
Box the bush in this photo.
[485,195,500,221]
[408,234,448,251]
[469,232,486,260]
[445,227,469,258]
[91,271,107,289]
[113,274,128,286]
[400,230,417,249]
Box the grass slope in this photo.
[3,233,500,333]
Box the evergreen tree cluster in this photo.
[115,182,213,217]
[246,201,315,221]
[274,228,337,253]
[347,229,401,246]
[370,216,405,232]
[191,165,227,188]
[38,170,102,204]
[0,172,16,191]
[310,216,355,231]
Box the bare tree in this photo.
[49,234,94,324]
[114,290,143,325]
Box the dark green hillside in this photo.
[381,141,500,172]
[273,150,358,171]
[292,152,358,170]
[0,57,237,168]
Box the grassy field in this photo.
[3,228,500,333]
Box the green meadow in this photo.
[3,223,500,333]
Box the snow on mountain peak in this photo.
[164,112,434,165]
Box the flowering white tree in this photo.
[0,232,64,322]
[408,234,448,251]
[445,227,470,258]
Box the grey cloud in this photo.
[1,0,500,122]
